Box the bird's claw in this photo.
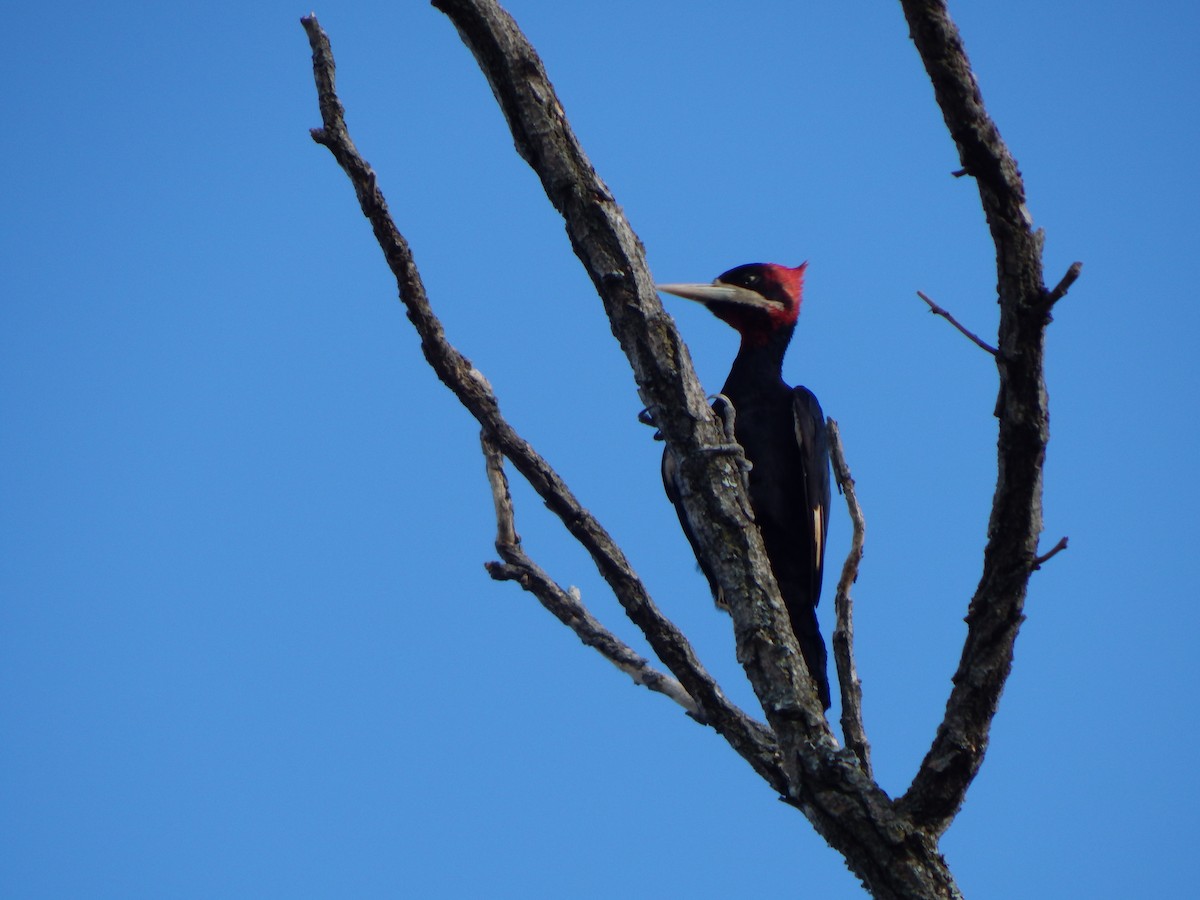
[709,393,738,444]
[703,441,753,469]
[637,406,664,441]
[705,394,751,491]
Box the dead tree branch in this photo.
[421,7,965,896]
[896,0,1079,837]
[300,13,785,792]
[1032,536,1069,569]
[303,0,1072,894]
[428,0,835,770]
[827,420,872,778]
[1046,261,1083,307]
[305,7,949,894]
[479,430,701,718]
[916,290,999,356]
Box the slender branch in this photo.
[300,13,785,791]
[916,291,998,356]
[897,0,1074,838]
[480,430,703,718]
[1032,536,1069,569]
[827,420,872,778]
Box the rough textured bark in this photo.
[423,6,955,896]
[428,0,837,792]
[303,1,1076,895]
[895,0,1077,837]
[479,429,702,719]
[301,12,786,795]
[828,419,872,778]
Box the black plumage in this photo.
[658,263,831,709]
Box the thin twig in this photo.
[916,291,998,356]
[1032,536,1069,569]
[826,420,872,778]
[1046,262,1083,306]
[300,13,785,791]
[480,430,703,718]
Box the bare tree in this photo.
[301,2,1078,896]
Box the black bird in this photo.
[657,263,832,709]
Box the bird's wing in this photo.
[792,387,831,606]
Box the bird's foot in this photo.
[706,394,752,491]
[709,393,738,444]
[637,406,664,441]
[701,441,754,503]
[702,442,753,473]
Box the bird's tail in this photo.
[788,607,831,710]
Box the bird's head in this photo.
[657,262,806,346]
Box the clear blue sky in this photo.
[4,2,1197,897]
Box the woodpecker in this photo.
[657,263,831,709]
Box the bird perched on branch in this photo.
[656,263,831,709]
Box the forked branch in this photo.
[897,0,1077,837]
[479,430,702,718]
[429,0,837,779]
[303,1,1072,894]
[300,13,785,792]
